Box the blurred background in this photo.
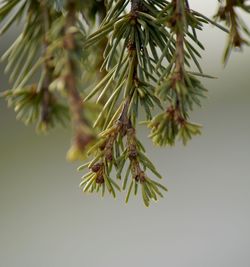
[0,1,250,267]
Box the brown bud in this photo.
[91,163,102,173]
[135,175,139,182]
[96,175,104,184]
[99,141,107,151]
[233,33,242,48]
[139,173,146,183]
[105,149,113,161]
[128,149,137,160]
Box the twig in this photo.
[64,0,94,151]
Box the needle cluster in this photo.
[0,0,249,206]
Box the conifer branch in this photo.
[64,0,95,160]
[214,0,250,63]
[174,0,185,83]
[40,0,54,128]
[0,0,249,206]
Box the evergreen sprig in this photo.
[214,0,250,63]
[0,0,249,206]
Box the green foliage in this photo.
[0,0,249,206]
[148,109,202,146]
[3,85,69,131]
[214,0,250,63]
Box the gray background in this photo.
[0,1,250,267]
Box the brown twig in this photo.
[40,0,53,125]
[64,0,94,151]
[174,0,185,83]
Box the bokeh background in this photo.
[0,1,250,267]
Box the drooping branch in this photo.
[64,0,95,159]
[148,0,204,146]
[78,0,168,205]
[174,0,185,83]
[214,0,250,63]
[0,0,250,207]
[40,0,54,127]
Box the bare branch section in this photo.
[64,0,95,159]
[40,0,53,127]
[174,0,185,83]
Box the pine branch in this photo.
[214,0,250,63]
[0,0,249,206]
[40,0,54,129]
[64,0,95,160]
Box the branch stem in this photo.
[40,0,53,125]
[174,0,185,82]
[64,0,94,150]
